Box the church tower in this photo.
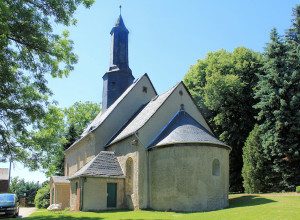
[102,12,134,111]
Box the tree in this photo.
[184,47,263,192]
[31,101,100,176]
[0,0,94,166]
[34,184,50,209]
[53,124,78,176]
[242,125,268,193]
[254,24,300,191]
[9,177,41,205]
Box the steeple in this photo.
[102,10,134,111]
[108,14,131,73]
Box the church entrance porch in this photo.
[107,183,117,208]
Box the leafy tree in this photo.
[184,47,263,192]
[9,177,41,205]
[254,24,300,191]
[34,184,50,209]
[31,101,100,176]
[0,0,94,167]
[242,125,267,193]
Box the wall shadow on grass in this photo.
[4,215,104,220]
[229,196,276,208]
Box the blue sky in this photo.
[1,0,298,183]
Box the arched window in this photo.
[66,162,69,176]
[77,156,80,170]
[125,157,133,195]
[83,152,87,166]
[212,159,220,176]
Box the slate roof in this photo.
[106,83,180,146]
[51,176,70,184]
[65,74,153,153]
[148,110,227,148]
[68,151,125,180]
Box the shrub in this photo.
[242,125,268,193]
[296,186,300,193]
[34,184,50,208]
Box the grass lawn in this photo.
[13,194,300,220]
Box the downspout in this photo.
[134,132,150,209]
[80,177,84,211]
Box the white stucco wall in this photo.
[149,145,230,211]
[138,83,213,147]
[107,136,146,210]
[65,74,156,177]
[82,177,125,211]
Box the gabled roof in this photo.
[148,110,227,148]
[51,176,70,184]
[65,74,156,153]
[106,83,180,146]
[68,151,125,180]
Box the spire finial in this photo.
[119,5,122,15]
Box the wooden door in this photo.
[107,183,117,208]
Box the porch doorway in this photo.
[107,183,117,208]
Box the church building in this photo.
[50,12,231,212]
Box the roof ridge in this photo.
[65,74,150,153]
[106,82,181,146]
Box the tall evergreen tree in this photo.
[54,124,78,176]
[254,25,300,191]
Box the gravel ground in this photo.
[18,207,37,218]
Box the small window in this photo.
[143,86,148,93]
[111,82,116,89]
[77,156,80,170]
[125,157,133,195]
[83,152,87,165]
[66,162,69,176]
[212,159,220,176]
[75,182,78,195]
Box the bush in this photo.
[9,177,41,206]
[296,186,300,193]
[242,125,267,193]
[34,184,50,208]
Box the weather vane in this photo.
[119,5,122,15]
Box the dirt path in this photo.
[18,207,37,218]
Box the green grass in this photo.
[12,194,300,220]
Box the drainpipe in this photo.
[134,132,150,209]
[80,177,84,211]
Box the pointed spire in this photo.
[102,10,134,111]
[115,15,126,28]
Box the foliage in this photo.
[0,0,94,167]
[242,125,267,193]
[31,101,100,176]
[34,184,50,209]
[52,124,80,176]
[9,177,41,205]
[254,5,300,191]
[26,195,300,220]
[184,47,263,192]
[296,186,300,193]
